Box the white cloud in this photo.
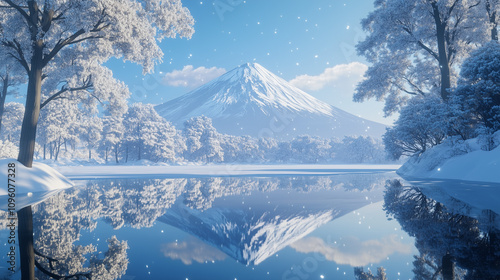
[289,62,368,91]
[290,235,412,267]
[162,65,226,89]
[161,237,227,265]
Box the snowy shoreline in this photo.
[397,133,500,184]
[53,164,401,180]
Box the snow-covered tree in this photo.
[0,51,25,135]
[122,103,184,162]
[355,0,489,115]
[354,266,387,280]
[274,141,293,162]
[141,120,184,162]
[0,0,194,167]
[0,139,18,158]
[183,116,224,163]
[220,135,243,162]
[221,135,261,163]
[257,137,278,162]
[384,96,448,160]
[78,115,103,160]
[100,116,125,164]
[123,103,161,161]
[451,41,500,136]
[337,136,386,163]
[290,135,330,163]
[36,100,80,161]
[1,2,194,275]
[0,102,24,143]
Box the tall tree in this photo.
[183,116,224,163]
[0,1,194,278]
[0,0,194,167]
[355,0,488,115]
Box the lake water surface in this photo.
[1,171,499,279]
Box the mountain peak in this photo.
[155,63,387,139]
[240,62,262,69]
[227,62,271,81]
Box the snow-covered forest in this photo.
[0,102,387,164]
[356,1,500,162]
[1,0,499,168]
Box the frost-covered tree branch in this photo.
[40,75,93,109]
[355,0,490,115]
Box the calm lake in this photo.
[1,171,499,279]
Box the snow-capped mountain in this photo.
[155,63,386,139]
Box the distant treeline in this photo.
[0,103,390,164]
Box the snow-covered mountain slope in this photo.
[155,63,386,139]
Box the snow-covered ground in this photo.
[398,132,500,183]
[0,159,73,210]
[54,164,401,180]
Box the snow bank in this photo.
[398,133,500,183]
[0,159,74,210]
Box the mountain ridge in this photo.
[155,63,386,139]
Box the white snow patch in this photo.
[0,159,74,210]
[398,132,500,183]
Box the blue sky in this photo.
[106,0,396,125]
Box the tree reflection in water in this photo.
[0,174,391,279]
[383,180,500,280]
[31,187,129,280]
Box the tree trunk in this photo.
[431,3,451,101]
[17,37,44,280]
[125,145,129,163]
[17,45,43,166]
[487,0,499,41]
[115,143,119,164]
[138,143,141,161]
[17,207,35,280]
[0,74,8,135]
[442,253,454,280]
[54,136,62,161]
[89,146,92,160]
[50,142,53,159]
[43,143,46,160]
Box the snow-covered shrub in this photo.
[451,41,500,135]
[384,96,448,160]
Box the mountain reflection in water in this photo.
[0,173,498,279]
